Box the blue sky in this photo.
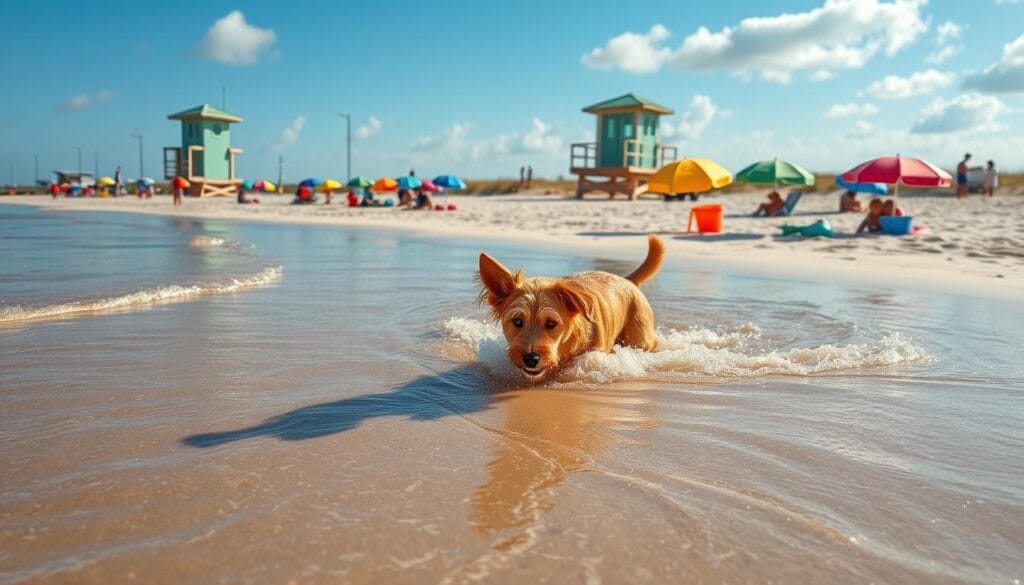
[2,0,1023,184]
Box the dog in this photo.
[477,235,664,381]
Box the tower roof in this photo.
[167,104,243,123]
[582,93,673,115]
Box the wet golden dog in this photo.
[477,235,664,381]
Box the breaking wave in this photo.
[442,317,931,384]
[0,267,282,325]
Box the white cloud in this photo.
[194,11,277,65]
[661,95,719,141]
[926,45,962,64]
[995,0,1023,4]
[845,120,878,139]
[926,21,963,64]
[963,33,1024,93]
[867,69,955,99]
[354,116,382,140]
[581,25,671,73]
[935,21,962,45]
[823,102,879,118]
[910,93,1009,133]
[269,116,306,151]
[810,69,836,81]
[55,89,116,112]
[580,0,928,82]
[411,118,563,163]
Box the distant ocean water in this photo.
[1,203,1021,584]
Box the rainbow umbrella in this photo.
[319,179,342,193]
[648,158,732,194]
[347,176,374,188]
[253,179,275,192]
[373,177,398,192]
[397,176,421,190]
[433,175,466,190]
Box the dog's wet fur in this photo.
[477,235,665,382]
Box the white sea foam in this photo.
[187,235,227,248]
[0,267,283,324]
[442,317,930,384]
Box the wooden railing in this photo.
[657,144,678,167]
[163,147,182,180]
[570,142,597,168]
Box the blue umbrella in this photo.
[835,175,887,195]
[300,177,323,188]
[433,174,466,190]
[397,176,421,190]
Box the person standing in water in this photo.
[956,153,971,199]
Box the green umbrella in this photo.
[736,158,815,187]
[347,176,374,188]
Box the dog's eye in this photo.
[545,319,557,330]
[512,317,524,328]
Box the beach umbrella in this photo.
[253,179,275,192]
[241,180,255,191]
[299,177,323,188]
[58,183,70,192]
[840,155,951,197]
[319,179,342,193]
[648,158,732,194]
[397,176,421,190]
[172,176,190,190]
[347,176,374,188]
[98,176,116,186]
[419,179,441,193]
[433,174,467,190]
[137,177,155,186]
[735,159,814,187]
[373,177,398,192]
[834,175,887,195]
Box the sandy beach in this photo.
[4,189,1022,299]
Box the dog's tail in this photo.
[625,235,665,287]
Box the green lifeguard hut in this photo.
[163,104,244,197]
[570,93,677,200]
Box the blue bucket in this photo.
[880,215,913,235]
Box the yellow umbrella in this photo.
[319,178,342,193]
[98,176,116,186]
[648,158,732,194]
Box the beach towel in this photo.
[780,219,833,238]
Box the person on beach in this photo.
[526,165,533,188]
[237,186,259,205]
[982,160,998,197]
[361,188,383,207]
[881,199,903,217]
[49,182,59,199]
[840,190,862,212]
[173,184,183,207]
[857,198,884,234]
[956,153,971,199]
[114,166,122,197]
[414,189,435,210]
[752,191,785,216]
[293,185,314,204]
[396,189,414,209]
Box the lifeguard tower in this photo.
[570,93,677,200]
[163,104,244,197]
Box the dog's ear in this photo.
[554,281,597,322]
[477,253,521,310]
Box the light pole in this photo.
[132,133,144,178]
[336,112,351,182]
[74,146,82,178]
[31,154,38,185]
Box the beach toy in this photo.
[880,216,913,235]
[447,203,458,211]
[687,204,723,233]
[383,199,395,207]
[434,204,445,211]
[780,219,833,238]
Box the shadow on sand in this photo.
[577,230,764,242]
[182,365,508,447]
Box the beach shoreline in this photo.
[2,191,1021,300]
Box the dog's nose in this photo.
[522,352,541,368]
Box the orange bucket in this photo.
[687,204,723,233]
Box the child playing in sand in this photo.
[753,191,785,216]
[840,190,862,212]
[881,200,903,217]
[857,198,884,234]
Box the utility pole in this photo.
[31,154,38,185]
[132,133,144,178]
[277,155,283,192]
[74,146,82,179]
[336,112,351,182]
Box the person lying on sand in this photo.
[857,198,884,234]
[840,190,862,213]
[237,188,259,205]
[414,189,435,210]
[292,186,316,205]
[753,191,785,216]
[395,189,414,209]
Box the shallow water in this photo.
[1,204,1022,584]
